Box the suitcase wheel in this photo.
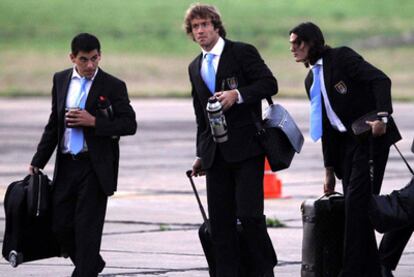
[8,250,24,268]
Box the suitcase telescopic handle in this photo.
[392,143,414,176]
[186,170,209,225]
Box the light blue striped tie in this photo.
[202,53,215,94]
[69,77,88,154]
[310,65,322,141]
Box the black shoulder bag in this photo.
[251,98,304,172]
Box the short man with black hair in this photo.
[289,22,401,276]
[185,3,278,276]
[29,33,137,276]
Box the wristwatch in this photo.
[377,112,389,124]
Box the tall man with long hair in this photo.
[289,22,401,277]
[184,3,277,276]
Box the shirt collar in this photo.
[202,37,225,58]
[71,66,99,81]
[311,58,323,69]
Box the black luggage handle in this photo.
[367,138,413,196]
[318,192,343,200]
[186,170,209,226]
[393,143,414,176]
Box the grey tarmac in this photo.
[0,98,413,276]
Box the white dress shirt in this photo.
[313,59,346,132]
[201,37,244,103]
[61,67,98,153]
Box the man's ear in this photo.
[69,53,75,62]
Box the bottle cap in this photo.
[208,96,218,103]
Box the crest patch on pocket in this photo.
[334,81,347,94]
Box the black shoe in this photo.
[381,265,394,277]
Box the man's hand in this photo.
[66,109,96,127]
[191,158,205,177]
[324,167,336,195]
[214,90,238,111]
[366,120,386,137]
[29,165,39,175]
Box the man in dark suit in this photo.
[29,33,137,276]
[184,3,277,277]
[289,22,401,277]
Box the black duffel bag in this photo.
[3,173,58,267]
[252,98,304,172]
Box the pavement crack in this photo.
[105,219,199,228]
[99,267,208,276]
[277,260,302,267]
[101,249,203,257]
[103,227,198,236]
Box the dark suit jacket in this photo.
[31,68,137,196]
[304,47,400,172]
[189,39,278,169]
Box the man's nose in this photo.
[87,61,94,68]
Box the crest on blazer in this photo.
[334,81,347,94]
[226,77,238,90]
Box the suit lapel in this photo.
[57,70,72,119]
[322,52,332,95]
[85,68,103,112]
[215,40,232,91]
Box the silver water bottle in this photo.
[206,96,228,143]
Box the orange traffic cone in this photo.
[263,159,282,199]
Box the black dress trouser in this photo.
[340,135,390,277]
[206,150,276,277]
[52,155,108,277]
[379,225,413,270]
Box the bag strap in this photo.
[393,143,414,175]
[186,170,210,228]
[249,97,274,133]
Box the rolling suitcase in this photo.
[186,170,276,277]
[2,173,60,267]
[186,170,217,277]
[301,193,345,277]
